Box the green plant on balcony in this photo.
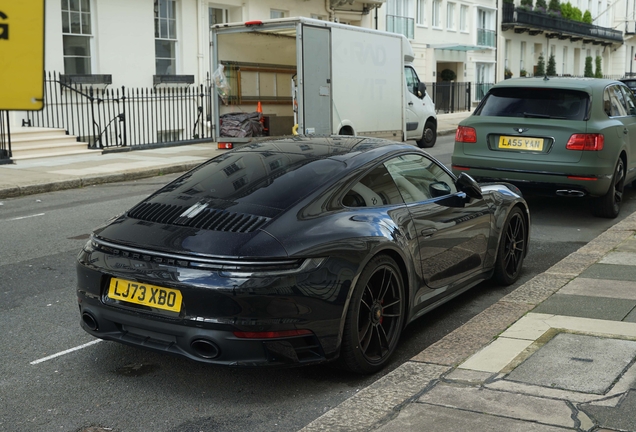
[520,69,527,77]
[548,0,562,16]
[561,2,583,21]
[582,10,592,23]
[504,68,513,79]
[520,0,533,10]
[534,0,547,12]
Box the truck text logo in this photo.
[0,11,8,40]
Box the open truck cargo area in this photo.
[211,18,437,148]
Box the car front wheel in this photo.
[339,255,405,374]
[591,158,625,219]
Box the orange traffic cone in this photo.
[256,101,268,135]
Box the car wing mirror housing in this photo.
[417,82,427,99]
[456,172,483,200]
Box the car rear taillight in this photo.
[455,126,477,143]
[566,134,604,151]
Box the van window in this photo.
[404,66,420,96]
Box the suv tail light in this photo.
[455,126,477,143]
[566,134,604,151]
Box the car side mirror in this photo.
[456,172,482,200]
[417,82,427,99]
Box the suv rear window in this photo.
[475,87,589,120]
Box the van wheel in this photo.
[338,255,404,374]
[417,120,436,148]
[591,158,625,219]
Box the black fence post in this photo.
[121,86,127,146]
[0,110,12,164]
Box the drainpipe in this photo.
[325,0,335,22]
[495,0,499,83]
[197,0,205,85]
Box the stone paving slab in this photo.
[599,251,636,266]
[531,294,636,321]
[505,333,636,394]
[558,278,636,300]
[579,263,636,281]
[418,383,577,428]
[375,403,572,432]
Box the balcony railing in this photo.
[502,3,623,44]
[387,15,415,39]
[477,28,496,47]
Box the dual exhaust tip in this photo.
[81,312,221,359]
[556,189,586,197]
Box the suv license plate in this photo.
[107,277,182,312]
[498,136,544,151]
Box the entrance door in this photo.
[302,26,331,135]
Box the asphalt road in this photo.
[1,135,635,432]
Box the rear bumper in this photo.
[451,157,614,197]
[78,296,328,367]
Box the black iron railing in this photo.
[25,71,213,149]
[426,82,472,113]
[502,3,623,43]
[0,110,11,164]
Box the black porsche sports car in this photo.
[77,136,529,373]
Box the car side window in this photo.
[620,85,636,116]
[384,154,457,204]
[342,164,404,207]
[605,85,628,117]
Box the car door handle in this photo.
[408,102,414,106]
[421,228,436,237]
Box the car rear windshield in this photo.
[475,87,589,120]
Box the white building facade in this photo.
[30,0,636,112]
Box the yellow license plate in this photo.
[108,278,182,312]
[498,136,544,151]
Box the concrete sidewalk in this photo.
[0,111,469,200]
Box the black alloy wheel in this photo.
[592,158,625,218]
[493,207,526,285]
[339,255,405,374]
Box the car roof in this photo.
[493,76,620,93]
[231,136,409,158]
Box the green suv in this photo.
[452,77,636,218]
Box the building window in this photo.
[447,3,455,29]
[505,39,511,69]
[270,9,286,19]
[432,0,441,27]
[209,7,227,26]
[62,0,92,75]
[387,0,415,39]
[459,5,468,31]
[562,46,568,74]
[417,0,427,25]
[155,0,177,75]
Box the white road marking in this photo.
[30,340,102,365]
[8,213,45,221]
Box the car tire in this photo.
[493,207,527,286]
[338,255,405,374]
[591,158,625,219]
[417,120,437,148]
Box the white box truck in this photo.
[210,17,437,148]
